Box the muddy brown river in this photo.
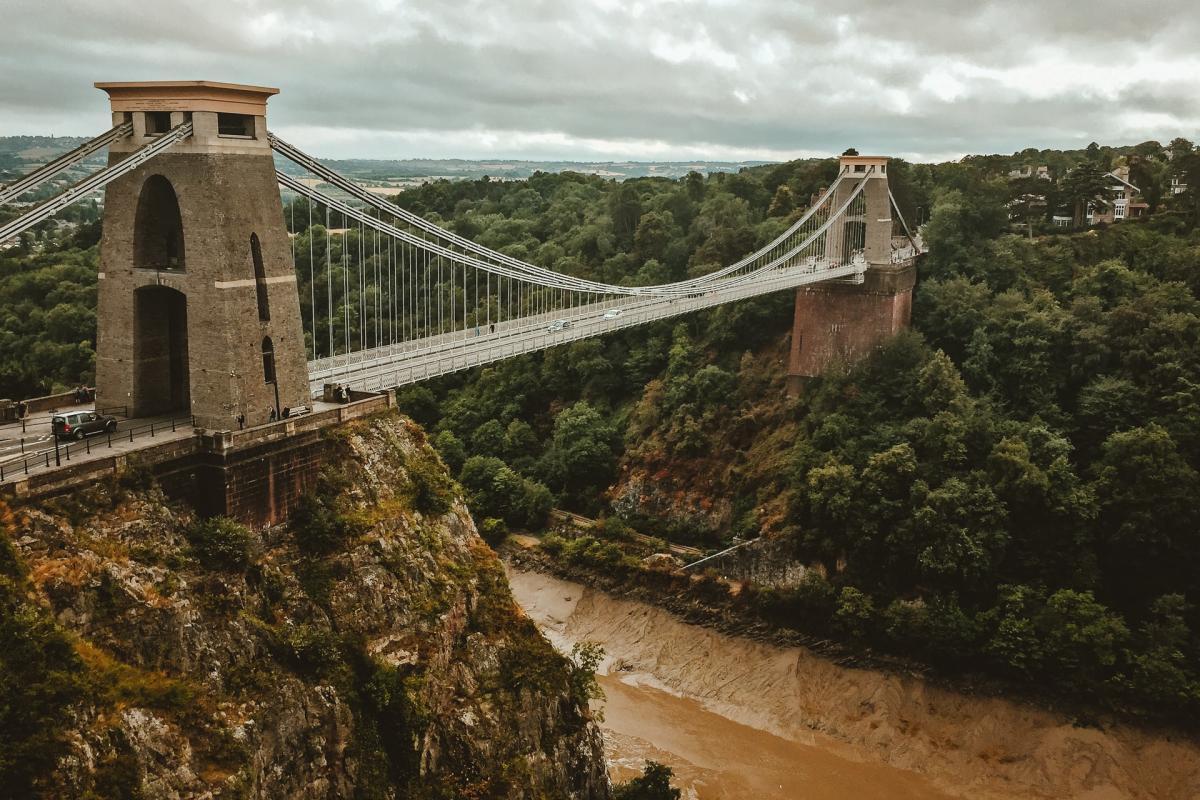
[507,567,1200,800]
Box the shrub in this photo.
[459,455,552,528]
[406,449,455,516]
[541,532,567,556]
[569,641,605,712]
[749,570,837,631]
[614,761,681,800]
[599,515,633,540]
[184,516,252,571]
[432,430,466,474]
[479,517,508,547]
[833,587,877,641]
[291,493,362,555]
[0,589,86,796]
[561,535,624,569]
[283,624,341,678]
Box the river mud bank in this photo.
[508,566,1200,800]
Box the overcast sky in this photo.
[2,0,1198,163]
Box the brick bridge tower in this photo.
[787,154,916,391]
[93,81,309,430]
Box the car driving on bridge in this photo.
[547,319,572,332]
[52,410,118,441]
[602,309,623,320]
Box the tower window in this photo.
[145,111,172,136]
[261,337,276,384]
[251,233,270,321]
[218,113,255,138]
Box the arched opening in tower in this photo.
[134,174,185,272]
[251,232,270,321]
[133,285,189,416]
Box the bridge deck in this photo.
[307,259,875,395]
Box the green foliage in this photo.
[0,584,87,797]
[184,516,253,572]
[478,517,508,547]
[458,455,552,529]
[0,505,88,797]
[393,385,440,426]
[432,430,466,474]
[568,641,605,713]
[613,762,681,800]
[404,447,455,516]
[360,663,426,783]
[560,535,625,570]
[0,234,100,398]
[290,490,364,555]
[539,401,617,505]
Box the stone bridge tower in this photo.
[787,154,916,391]
[93,81,309,430]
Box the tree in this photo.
[539,401,616,505]
[633,211,674,261]
[1007,175,1048,238]
[767,184,796,217]
[1128,155,1167,213]
[1091,425,1200,607]
[609,182,643,248]
[471,419,507,458]
[911,474,1009,590]
[1060,163,1112,227]
[614,762,681,800]
[458,456,552,528]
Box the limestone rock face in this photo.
[610,470,732,538]
[11,412,609,799]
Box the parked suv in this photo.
[52,410,118,441]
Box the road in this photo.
[0,407,192,483]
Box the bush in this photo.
[833,587,877,641]
[561,535,624,569]
[432,430,466,474]
[291,493,360,555]
[569,641,605,712]
[614,761,681,800]
[541,532,567,556]
[282,624,341,678]
[459,455,552,528]
[599,515,633,540]
[0,589,86,796]
[749,570,837,631]
[184,516,252,571]
[405,451,455,516]
[479,517,508,547]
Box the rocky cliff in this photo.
[1,411,609,799]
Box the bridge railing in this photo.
[329,259,865,394]
[0,413,194,484]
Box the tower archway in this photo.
[133,285,189,415]
[134,174,185,271]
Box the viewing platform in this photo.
[0,390,393,526]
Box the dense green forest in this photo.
[4,138,1200,720]
[376,141,1200,721]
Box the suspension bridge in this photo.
[0,81,920,438]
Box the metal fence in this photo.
[4,404,129,435]
[0,413,193,482]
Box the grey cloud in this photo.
[0,0,1196,161]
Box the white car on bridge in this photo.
[602,309,623,320]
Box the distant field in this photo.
[1,134,774,185]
